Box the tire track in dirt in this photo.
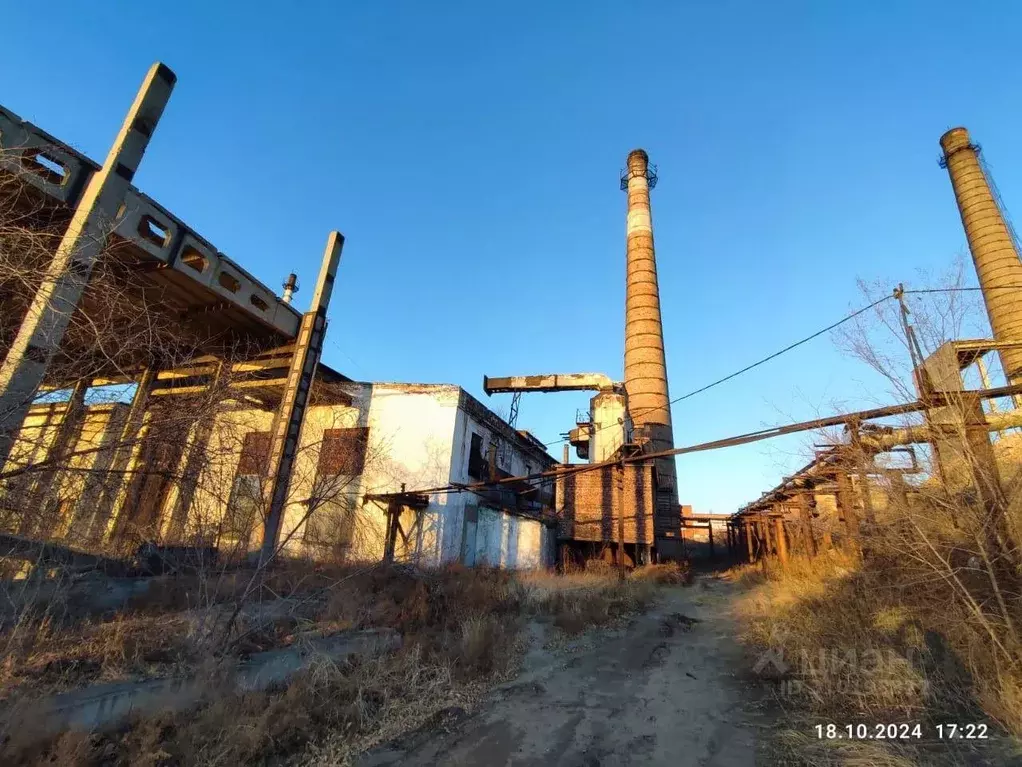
[360,575,773,767]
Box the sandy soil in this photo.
[359,575,773,767]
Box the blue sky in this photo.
[3,2,1021,513]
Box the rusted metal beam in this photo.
[482,373,619,395]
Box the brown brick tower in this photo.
[940,127,1022,387]
[622,149,680,557]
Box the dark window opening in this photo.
[237,431,271,477]
[468,433,487,480]
[223,475,260,546]
[318,427,369,476]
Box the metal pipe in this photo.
[859,409,1022,451]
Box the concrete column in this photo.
[773,515,789,569]
[161,371,223,544]
[797,492,818,557]
[835,472,859,553]
[101,366,160,542]
[259,231,344,563]
[23,379,88,537]
[940,128,1022,387]
[888,472,910,509]
[622,149,679,553]
[0,63,176,466]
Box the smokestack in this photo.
[940,127,1022,386]
[622,149,679,551]
[282,273,299,305]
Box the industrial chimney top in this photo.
[939,127,979,167]
[620,149,658,191]
[627,148,649,165]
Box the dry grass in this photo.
[629,562,692,585]
[728,547,1022,766]
[518,569,659,635]
[0,613,199,700]
[4,564,662,766]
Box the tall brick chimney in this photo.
[940,127,1022,387]
[622,149,680,555]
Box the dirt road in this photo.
[360,575,772,767]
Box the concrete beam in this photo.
[0,63,175,466]
[258,231,343,562]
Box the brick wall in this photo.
[555,462,655,545]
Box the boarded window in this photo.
[467,433,487,480]
[223,475,261,550]
[237,432,271,476]
[317,428,369,476]
[303,498,356,553]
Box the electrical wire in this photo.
[373,284,1022,504]
[539,283,1022,450]
[540,293,892,448]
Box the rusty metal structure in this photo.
[733,127,1022,567]
[0,63,345,558]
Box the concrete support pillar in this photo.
[101,366,159,542]
[797,491,818,557]
[835,471,859,554]
[0,63,176,467]
[773,515,789,569]
[940,128,1022,389]
[888,472,910,510]
[757,518,769,572]
[259,231,343,563]
[23,379,88,537]
[956,392,1015,557]
[161,374,222,544]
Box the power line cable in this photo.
[376,285,1022,505]
[539,283,1022,450]
[541,293,893,448]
